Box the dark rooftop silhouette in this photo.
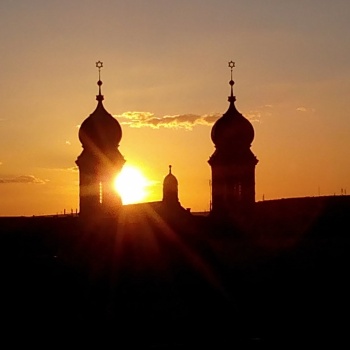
[1,62,349,347]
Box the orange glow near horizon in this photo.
[115,165,150,205]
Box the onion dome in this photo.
[211,61,254,150]
[79,61,122,152]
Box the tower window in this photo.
[233,182,242,201]
[99,182,103,204]
[238,182,242,199]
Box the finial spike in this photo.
[169,165,172,174]
[228,60,236,102]
[95,61,104,101]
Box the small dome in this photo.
[163,165,179,203]
[79,100,122,152]
[163,166,178,187]
[211,102,254,149]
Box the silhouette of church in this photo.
[1,60,350,346]
[76,60,259,222]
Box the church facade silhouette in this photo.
[1,61,349,346]
[76,61,257,220]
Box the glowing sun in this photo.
[115,165,149,204]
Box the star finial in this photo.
[96,61,103,80]
[96,60,103,70]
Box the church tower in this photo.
[208,61,258,219]
[162,165,179,205]
[76,62,125,218]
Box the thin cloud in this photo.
[47,166,78,172]
[66,166,78,172]
[296,107,307,112]
[115,111,221,130]
[247,111,262,123]
[245,104,275,123]
[0,175,46,184]
[65,140,71,145]
[296,107,315,113]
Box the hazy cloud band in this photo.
[0,175,46,184]
[115,112,221,130]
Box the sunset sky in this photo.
[1,0,350,216]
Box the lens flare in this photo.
[115,165,149,204]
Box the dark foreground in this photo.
[0,198,349,347]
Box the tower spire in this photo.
[96,60,104,102]
[228,60,236,103]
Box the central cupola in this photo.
[163,165,179,205]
